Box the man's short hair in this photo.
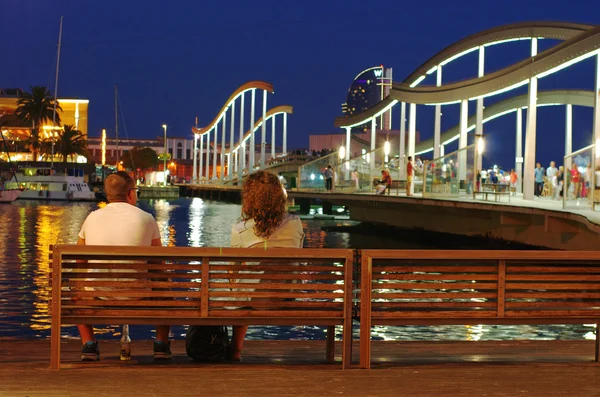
[408,156,412,161]
[104,171,134,202]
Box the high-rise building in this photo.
[341,66,392,132]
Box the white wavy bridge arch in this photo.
[190,81,291,182]
[333,22,600,199]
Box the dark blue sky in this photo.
[1,0,599,168]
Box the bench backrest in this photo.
[52,246,354,321]
[361,250,600,321]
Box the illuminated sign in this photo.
[373,69,383,78]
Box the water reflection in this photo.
[0,198,595,342]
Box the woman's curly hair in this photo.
[241,171,286,238]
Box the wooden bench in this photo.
[474,184,511,202]
[50,245,354,370]
[359,250,600,369]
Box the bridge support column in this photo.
[238,92,245,182]
[345,127,351,180]
[565,104,572,157]
[594,53,600,152]
[261,90,267,169]
[283,112,288,155]
[476,46,485,176]
[399,102,406,179]
[523,38,538,201]
[408,103,416,195]
[322,200,333,215]
[229,100,236,180]
[205,130,210,180]
[298,198,311,214]
[249,89,256,172]
[221,113,226,181]
[199,133,204,180]
[459,99,468,181]
[213,121,218,179]
[434,65,442,159]
[515,108,523,194]
[271,114,276,160]
[192,134,198,183]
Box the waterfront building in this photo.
[0,87,89,162]
[341,66,393,132]
[309,130,420,159]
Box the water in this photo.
[0,198,595,341]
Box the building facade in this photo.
[340,66,393,132]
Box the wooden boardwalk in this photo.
[1,339,600,396]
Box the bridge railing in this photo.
[334,147,399,193]
[563,144,596,210]
[297,151,340,190]
[423,144,475,199]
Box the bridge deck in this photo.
[289,190,600,227]
[2,339,599,396]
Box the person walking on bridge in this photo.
[324,165,333,192]
[406,156,414,197]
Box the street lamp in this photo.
[338,146,346,161]
[384,141,391,166]
[162,124,167,187]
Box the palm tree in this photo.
[54,125,88,163]
[15,86,62,161]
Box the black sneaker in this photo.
[81,341,100,361]
[153,341,172,360]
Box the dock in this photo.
[2,339,599,396]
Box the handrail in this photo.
[192,81,274,136]
[415,89,596,154]
[404,21,593,85]
[229,105,293,153]
[334,24,600,128]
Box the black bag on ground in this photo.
[185,325,230,362]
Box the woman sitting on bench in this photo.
[229,171,305,361]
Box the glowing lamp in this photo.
[477,137,485,154]
[310,173,315,180]
[339,146,346,160]
[384,141,391,156]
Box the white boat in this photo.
[5,167,96,201]
[0,189,23,203]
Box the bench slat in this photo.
[372,302,496,309]
[61,316,344,326]
[506,282,600,289]
[506,292,600,299]
[506,274,600,281]
[372,265,498,273]
[208,282,342,291]
[372,282,497,290]
[372,311,498,318]
[507,301,600,309]
[372,274,498,281]
[506,266,600,273]
[371,292,497,299]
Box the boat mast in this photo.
[51,16,63,169]
[115,84,119,168]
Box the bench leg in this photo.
[594,324,600,362]
[326,325,335,363]
[50,316,61,370]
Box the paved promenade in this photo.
[2,339,599,396]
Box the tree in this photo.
[41,124,88,163]
[15,86,62,161]
[121,147,158,178]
